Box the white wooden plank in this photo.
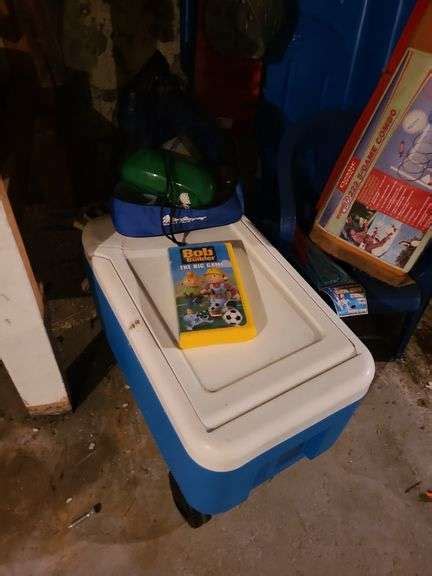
[0,179,70,414]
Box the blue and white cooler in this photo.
[83,215,375,527]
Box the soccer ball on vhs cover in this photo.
[223,307,243,325]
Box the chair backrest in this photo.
[258,0,417,229]
[264,0,417,123]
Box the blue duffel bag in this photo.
[111,187,243,239]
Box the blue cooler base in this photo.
[90,271,360,515]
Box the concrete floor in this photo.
[1,216,432,575]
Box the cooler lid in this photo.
[84,217,357,431]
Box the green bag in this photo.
[120,149,216,209]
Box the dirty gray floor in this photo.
[1,214,432,576]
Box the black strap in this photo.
[161,151,186,246]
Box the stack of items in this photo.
[111,146,253,348]
[112,147,243,243]
[82,44,374,528]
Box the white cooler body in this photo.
[83,216,374,515]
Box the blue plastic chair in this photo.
[272,113,432,358]
[255,0,430,358]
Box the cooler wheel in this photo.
[168,472,212,528]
